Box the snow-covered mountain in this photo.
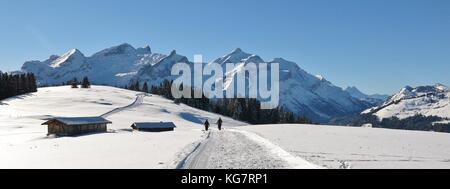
[362,84,450,120]
[22,43,165,87]
[203,48,373,122]
[345,86,389,105]
[21,44,375,122]
[131,50,189,87]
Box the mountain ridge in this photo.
[20,43,379,122]
[345,86,389,105]
[362,84,450,120]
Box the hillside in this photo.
[0,86,318,169]
[1,86,450,168]
[363,84,450,120]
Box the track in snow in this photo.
[101,93,146,118]
[178,129,290,169]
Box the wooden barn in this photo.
[131,122,176,132]
[42,117,112,136]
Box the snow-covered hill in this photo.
[362,84,450,120]
[21,44,375,122]
[0,86,246,168]
[2,86,450,169]
[239,124,450,169]
[22,43,165,87]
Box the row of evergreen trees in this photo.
[349,113,450,133]
[125,79,313,125]
[0,72,38,100]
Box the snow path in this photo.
[179,129,319,169]
[230,129,322,169]
[101,93,145,118]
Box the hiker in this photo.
[217,117,223,130]
[204,119,210,131]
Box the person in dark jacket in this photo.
[217,118,223,130]
[204,119,210,131]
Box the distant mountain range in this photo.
[345,87,389,105]
[363,84,450,120]
[20,43,388,123]
[21,44,161,87]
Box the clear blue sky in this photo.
[0,0,449,94]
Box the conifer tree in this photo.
[0,73,38,100]
[142,82,149,93]
[81,76,91,88]
[134,81,140,92]
[71,78,78,88]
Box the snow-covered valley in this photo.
[240,124,450,169]
[0,86,244,168]
[1,86,450,169]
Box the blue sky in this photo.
[0,0,449,94]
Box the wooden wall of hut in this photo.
[47,121,107,136]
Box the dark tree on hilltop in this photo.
[127,81,140,91]
[134,81,140,92]
[0,72,38,101]
[127,83,135,91]
[81,76,91,88]
[142,82,149,93]
[71,78,78,88]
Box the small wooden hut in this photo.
[42,117,112,136]
[131,122,176,132]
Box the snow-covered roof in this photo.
[131,122,176,129]
[42,117,112,126]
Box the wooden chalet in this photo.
[42,117,112,136]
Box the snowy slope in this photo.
[238,124,450,169]
[0,86,246,168]
[1,86,449,169]
[363,84,450,120]
[179,130,320,169]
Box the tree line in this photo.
[0,72,38,100]
[125,79,313,125]
[342,113,450,133]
